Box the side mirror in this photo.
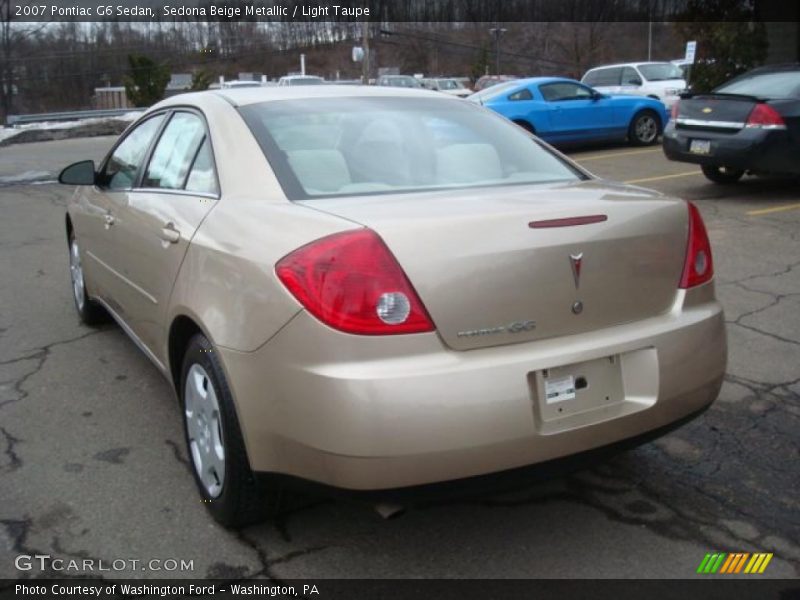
[592,91,605,101]
[58,160,96,186]
[627,78,643,86]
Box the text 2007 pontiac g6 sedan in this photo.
[60,86,726,527]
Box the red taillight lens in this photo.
[670,100,680,120]
[745,103,786,129]
[679,203,714,289]
[276,229,435,335]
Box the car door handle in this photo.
[159,222,180,244]
[103,213,115,228]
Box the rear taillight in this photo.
[670,100,680,120]
[679,203,714,289]
[745,103,786,129]
[276,229,435,335]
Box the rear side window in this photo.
[143,112,207,190]
[185,138,219,195]
[583,67,622,87]
[101,114,165,190]
[716,71,800,99]
[508,88,533,101]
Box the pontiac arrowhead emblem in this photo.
[570,253,583,289]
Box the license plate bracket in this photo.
[690,139,712,155]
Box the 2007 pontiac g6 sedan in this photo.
[59,86,727,527]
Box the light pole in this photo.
[489,26,507,75]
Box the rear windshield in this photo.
[715,71,800,98]
[637,63,684,81]
[239,97,583,200]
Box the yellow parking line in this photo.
[574,147,663,162]
[746,203,800,216]
[624,171,702,184]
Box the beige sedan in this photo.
[59,86,726,527]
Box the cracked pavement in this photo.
[0,138,798,580]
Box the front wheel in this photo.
[181,333,291,527]
[701,165,744,184]
[68,232,107,325]
[628,110,660,146]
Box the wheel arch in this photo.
[167,314,205,395]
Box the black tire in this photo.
[628,110,661,146]
[180,333,290,527]
[701,165,744,184]
[67,231,107,326]
[514,120,536,134]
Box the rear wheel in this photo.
[68,232,107,325]
[701,165,744,184]
[181,333,291,527]
[628,110,660,146]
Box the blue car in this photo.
[470,77,669,147]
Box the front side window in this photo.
[101,114,165,190]
[622,67,642,85]
[637,63,684,81]
[540,82,594,102]
[239,97,583,199]
[143,112,207,190]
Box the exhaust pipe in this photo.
[374,502,406,520]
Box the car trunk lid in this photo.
[297,181,688,351]
[676,93,761,133]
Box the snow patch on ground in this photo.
[0,111,141,145]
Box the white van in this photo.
[581,62,686,108]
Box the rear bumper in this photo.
[662,122,799,174]
[217,285,726,490]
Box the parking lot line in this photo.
[575,148,663,162]
[624,171,701,185]
[746,203,800,216]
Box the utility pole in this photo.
[361,20,370,85]
[489,25,507,75]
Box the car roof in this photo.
[742,63,800,75]
[156,85,446,108]
[511,77,582,86]
[585,62,672,71]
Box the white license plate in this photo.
[544,375,576,404]
[690,139,711,155]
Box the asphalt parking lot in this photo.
[1,136,798,580]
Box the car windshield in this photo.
[239,97,583,199]
[385,77,421,88]
[637,63,684,81]
[287,77,324,86]
[715,71,800,98]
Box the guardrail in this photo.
[7,108,145,127]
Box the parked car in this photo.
[376,75,423,88]
[59,85,725,527]
[472,77,669,146]
[663,64,800,183]
[422,77,471,98]
[277,75,325,86]
[582,62,686,108]
[220,80,262,89]
[474,74,517,91]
